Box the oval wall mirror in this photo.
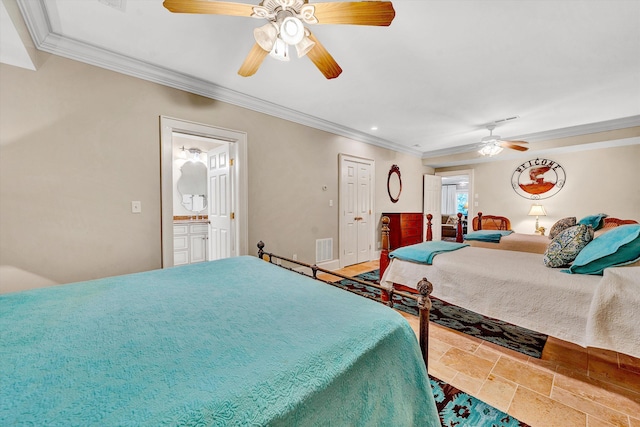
[387,164,402,203]
[177,161,207,212]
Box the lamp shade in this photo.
[280,17,304,45]
[295,35,315,58]
[254,22,278,52]
[528,204,547,216]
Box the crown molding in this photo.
[16,0,422,158]
[505,115,640,143]
[421,115,640,158]
[423,136,640,169]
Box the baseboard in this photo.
[315,255,379,272]
[317,259,340,271]
[288,259,340,273]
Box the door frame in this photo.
[435,169,475,220]
[338,154,375,268]
[160,116,248,267]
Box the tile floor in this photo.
[320,260,640,427]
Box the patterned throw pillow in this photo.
[543,224,594,268]
[548,217,576,239]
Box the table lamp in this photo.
[528,204,547,233]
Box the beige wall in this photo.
[0,54,427,284]
[437,144,640,233]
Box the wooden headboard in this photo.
[602,217,638,227]
[472,212,511,231]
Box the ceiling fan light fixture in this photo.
[270,37,290,61]
[479,143,503,157]
[280,16,305,45]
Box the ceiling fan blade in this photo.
[312,1,395,26]
[499,141,529,152]
[237,43,269,77]
[306,32,342,79]
[163,0,254,17]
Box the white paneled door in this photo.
[208,145,232,260]
[341,156,373,267]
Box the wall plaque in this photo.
[511,158,566,199]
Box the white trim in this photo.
[317,259,340,271]
[160,116,248,267]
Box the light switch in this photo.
[329,199,333,207]
[131,201,142,213]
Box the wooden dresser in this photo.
[382,212,424,249]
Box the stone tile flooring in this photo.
[322,260,640,427]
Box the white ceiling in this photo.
[3,0,640,162]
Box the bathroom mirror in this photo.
[177,161,207,212]
[387,164,402,203]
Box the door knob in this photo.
[354,216,363,221]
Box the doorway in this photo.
[423,170,474,241]
[339,154,375,267]
[436,170,474,220]
[160,116,248,267]
[435,169,474,238]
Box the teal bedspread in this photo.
[464,230,514,243]
[1,256,439,426]
[389,241,469,264]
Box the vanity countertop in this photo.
[173,215,209,225]
[173,219,209,225]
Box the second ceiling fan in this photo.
[478,124,529,156]
[163,0,396,79]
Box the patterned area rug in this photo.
[336,270,548,358]
[430,376,530,426]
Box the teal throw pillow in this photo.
[544,224,594,268]
[578,213,608,231]
[568,224,640,275]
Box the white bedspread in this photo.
[380,247,640,358]
[587,267,640,357]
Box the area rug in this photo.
[430,375,530,427]
[335,270,548,358]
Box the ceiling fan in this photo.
[162,0,396,79]
[478,124,529,156]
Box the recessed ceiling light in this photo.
[371,126,378,131]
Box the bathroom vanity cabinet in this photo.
[173,222,208,265]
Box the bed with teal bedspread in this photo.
[1,256,439,426]
[464,229,514,243]
[389,241,469,264]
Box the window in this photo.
[456,192,468,216]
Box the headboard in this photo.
[602,217,638,227]
[472,213,511,231]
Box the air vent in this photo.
[494,115,520,124]
[316,238,333,263]
[98,0,126,12]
